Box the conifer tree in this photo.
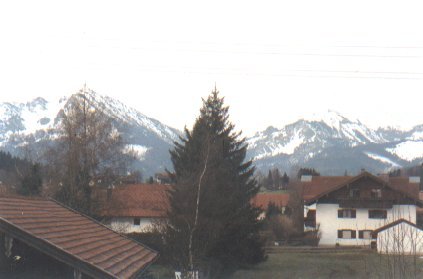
[266,169,274,190]
[273,168,281,190]
[19,164,42,196]
[164,88,265,278]
[282,172,289,189]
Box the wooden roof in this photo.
[302,176,351,202]
[303,172,422,206]
[102,184,171,218]
[372,218,421,238]
[0,196,158,279]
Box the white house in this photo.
[373,219,423,255]
[302,172,422,247]
[101,184,170,233]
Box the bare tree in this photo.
[46,86,127,214]
[373,209,423,279]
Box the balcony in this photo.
[338,198,394,209]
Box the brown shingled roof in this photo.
[251,193,290,210]
[302,176,351,201]
[388,177,420,199]
[0,196,158,279]
[302,172,421,205]
[371,218,420,238]
[103,184,171,218]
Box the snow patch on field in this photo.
[364,152,401,168]
[254,130,304,159]
[386,141,423,161]
[124,144,149,160]
[409,131,423,141]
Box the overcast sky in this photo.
[1,1,423,136]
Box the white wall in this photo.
[377,222,423,255]
[109,217,158,233]
[317,203,417,246]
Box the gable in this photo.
[304,172,422,207]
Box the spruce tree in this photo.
[19,164,42,196]
[165,88,265,278]
[266,169,274,190]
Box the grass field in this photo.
[231,250,376,279]
[147,248,423,279]
[231,248,423,279]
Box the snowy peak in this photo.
[0,88,181,175]
[305,110,353,130]
[248,111,387,160]
[63,88,180,144]
[247,111,423,174]
[304,110,385,144]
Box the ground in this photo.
[146,248,423,279]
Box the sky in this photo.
[1,0,423,136]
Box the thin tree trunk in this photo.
[188,143,210,274]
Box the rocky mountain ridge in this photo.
[1,92,422,176]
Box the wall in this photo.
[317,203,416,246]
[377,222,423,255]
[109,217,157,233]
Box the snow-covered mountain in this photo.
[247,110,423,175]
[1,93,422,176]
[0,88,180,176]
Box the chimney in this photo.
[301,175,313,182]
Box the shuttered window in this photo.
[337,230,356,239]
[369,210,387,219]
[358,230,373,239]
[338,209,356,218]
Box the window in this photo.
[337,230,356,239]
[338,209,356,218]
[371,189,382,199]
[369,210,387,219]
[358,230,373,239]
[349,189,360,198]
[133,217,141,226]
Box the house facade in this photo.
[101,184,170,234]
[302,172,422,246]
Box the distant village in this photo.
[1,89,423,279]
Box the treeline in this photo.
[388,164,423,177]
[257,167,320,191]
[0,151,42,196]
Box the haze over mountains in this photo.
[0,90,422,176]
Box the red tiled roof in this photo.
[103,184,171,218]
[251,193,290,210]
[0,196,158,279]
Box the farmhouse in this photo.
[101,184,170,234]
[302,171,422,246]
[251,193,290,219]
[0,196,158,278]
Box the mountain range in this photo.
[247,111,423,175]
[0,89,422,176]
